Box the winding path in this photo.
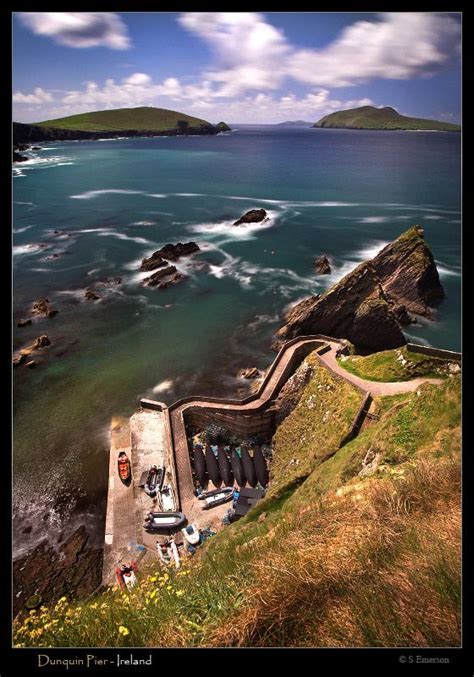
[153,336,446,520]
[317,342,443,396]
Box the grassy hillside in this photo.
[337,346,459,382]
[34,106,214,132]
[314,106,460,131]
[14,350,461,648]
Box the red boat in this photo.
[118,451,131,483]
[115,561,138,592]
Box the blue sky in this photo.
[13,12,461,124]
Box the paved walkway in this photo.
[167,337,446,522]
[317,343,443,396]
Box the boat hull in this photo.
[231,448,246,487]
[205,445,221,486]
[241,446,257,487]
[252,445,269,487]
[217,446,234,486]
[193,445,207,487]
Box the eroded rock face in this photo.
[371,225,444,317]
[275,226,444,353]
[13,525,103,617]
[275,261,406,353]
[233,209,267,226]
[140,242,200,271]
[315,255,331,275]
[274,359,315,425]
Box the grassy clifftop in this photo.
[314,106,460,131]
[34,106,215,132]
[14,350,461,648]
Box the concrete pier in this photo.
[102,407,172,585]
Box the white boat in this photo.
[156,541,171,565]
[144,511,186,531]
[169,539,181,569]
[201,487,234,510]
[182,524,200,545]
[160,484,176,511]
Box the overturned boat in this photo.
[200,486,234,510]
[205,445,221,486]
[192,444,207,487]
[143,511,186,531]
[217,445,234,486]
[241,445,257,488]
[252,445,269,487]
[231,447,246,487]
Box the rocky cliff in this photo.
[13,121,221,145]
[275,226,444,353]
[371,225,444,317]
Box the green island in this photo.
[35,106,218,132]
[13,107,230,146]
[314,105,460,131]
[14,348,460,647]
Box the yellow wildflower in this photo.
[175,590,185,597]
[118,626,130,636]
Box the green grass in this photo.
[314,105,460,131]
[34,106,213,132]
[13,368,460,648]
[337,346,455,382]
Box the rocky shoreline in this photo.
[13,121,226,150]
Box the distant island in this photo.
[313,106,460,131]
[276,120,313,127]
[13,106,230,146]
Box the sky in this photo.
[12,12,462,125]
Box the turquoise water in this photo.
[13,126,461,554]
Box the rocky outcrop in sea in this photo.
[275,226,444,353]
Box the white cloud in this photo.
[179,11,460,93]
[13,87,53,104]
[288,13,461,87]
[179,12,289,96]
[18,12,131,50]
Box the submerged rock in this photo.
[239,367,260,379]
[33,335,51,349]
[84,288,100,301]
[143,265,184,289]
[234,209,267,226]
[17,319,32,328]
[31,298,58,318]
[275,226,444,353]
[140,242,200,271]
[13,150,29,163]
[314,255,331,275]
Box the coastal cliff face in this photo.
[13,121,220,145]
[275,226,444,352]
[372,225,444,317]
[275,261,405,352]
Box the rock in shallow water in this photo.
[140,242,200,271]
[233,209,267,226]
[314,254,331,275]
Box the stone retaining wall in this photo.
[406,342,462,362]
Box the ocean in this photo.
[13,124,461,556]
